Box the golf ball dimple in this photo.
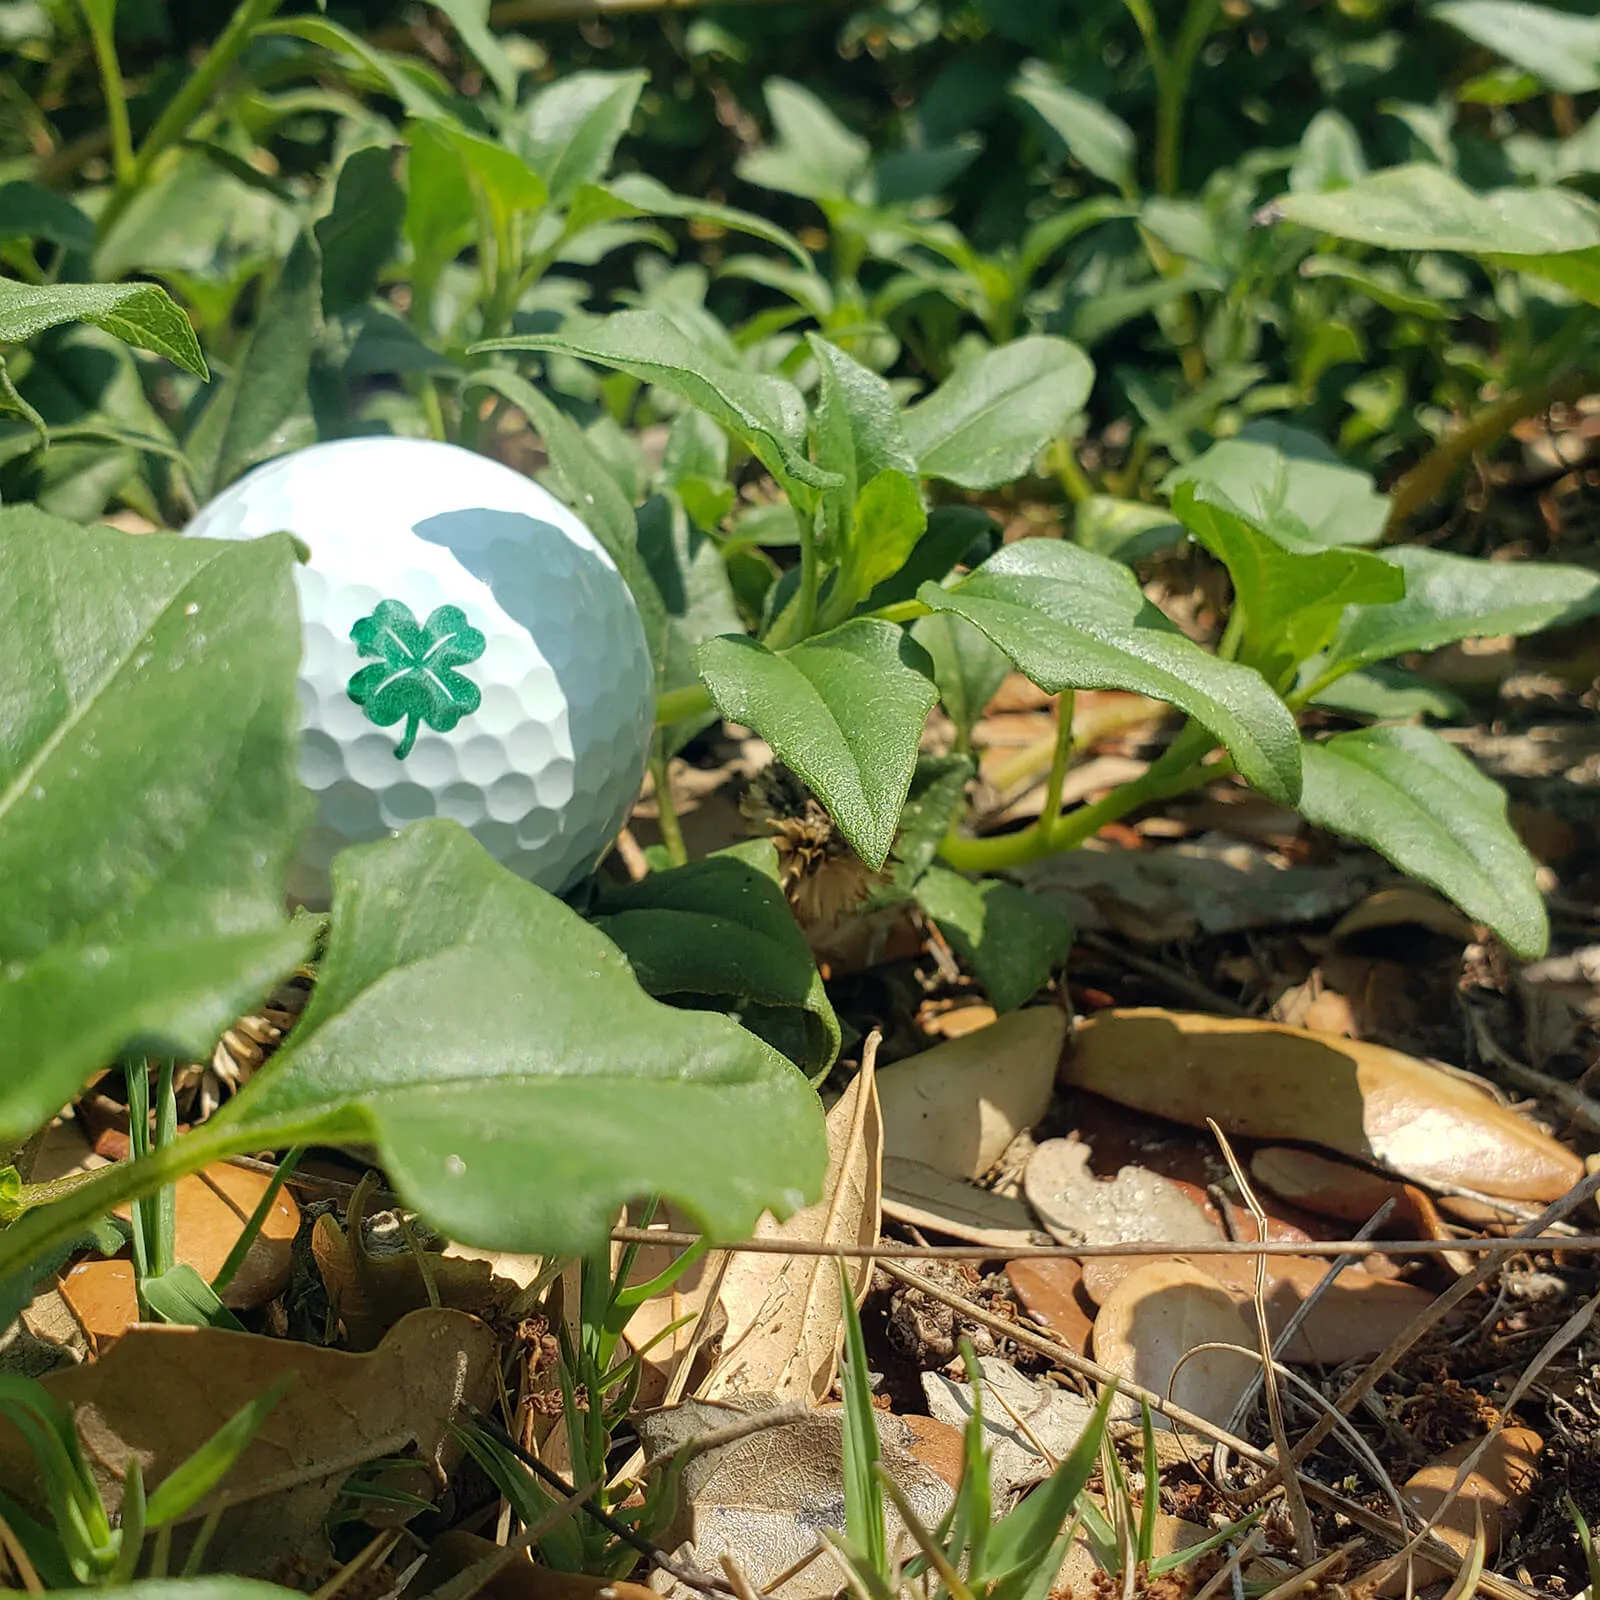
[184,436,654,905]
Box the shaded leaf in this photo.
[914,868,1074,1013]
[1012,62,1136,193]
[316,145,405,315]
[1298,726,1547,958]
[0,184,95,253]
[910,613,1011,746]
[430,0,518,102]
[697,622,938,869]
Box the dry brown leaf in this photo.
[1091,1260,1257,1428]
[1331,886,1477,945]
[703,1057,882,1404]
[1007,1259,1096,1356]
[1065,1009,1582,1202]
[882,1156,1045,1249]
[1023,1138,1219,1247]
[1080,1252,1433,1365]
[1377,1428,1543,1595]
[0,1308,496,1576]
[1249,1146,1452,1237]
[402,1531,660,1600]
[636,1397,952,1600]
[878,1008,1063,1181]
[618,1202,727,1408]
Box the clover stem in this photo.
[394,713,420,760]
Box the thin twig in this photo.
[1465,1004,1600,1140]
[1077,931,1249,1017]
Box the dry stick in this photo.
[874,1259,1518,1598]
[1190,1528,1265,1600]
[1286,1168,1600,1478]
[1256,1538,1365,1600]
[310,1528,402,1600]
[1077,931,1249,1018]
[1466,1005,1600,1141]
[1208,1120,1315,1564]
[1368,1279,1600,1597]
[609,1228,1600,1261]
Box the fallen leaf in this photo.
[1064,1009,1582,1202]
[704,1058,881,1404]
[1091,1261,1257,1428]
[878,1008,1063,1181]
[1377,1428,1543,1595]
[1023,1139,1219,1248]
[899,1414,966,1490]
[1332,886,1477,945]
[1249,1146,1452,1237]
[1080,1252,1434,1366]
[402,1530,660,1600]
[1006,1259,1096,1356]
[636,1396,952,1600]
[882,1156,1046,1250]
[921,1356,1096,1496]
[0,1308,497,1576]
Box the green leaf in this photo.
[601,173,811,267]
[1163,423,1389,548]
[1299,727,1547,958]
[1268,164,1600,300]
[1433,1,1600,94]
[473,311,836,491]
[0,183,96,253]
[914,867,1074,1013]
[737,78,869,204]
[862,504,1002,613]
[0,279,205,378]
[888,755,975,889]
[519,70,647,206]
[839,1258,889,1586]
[593,840,840,1078]
[315,145,405,316]
[903,337,1094,490]
[258,17,446,119]
[143,1376,290,1526]
[211,822,826,1252]
[1173,487,1404,682]
[347,599,487,759]
[1322,544,1600,681]
[85,1581,309,1600]
[1073,497,1183,564]
[136,1263,246,1331]
[1307,664,1467,722]
[403,118,478,308]
[919,542,1302,804]
[1289,109,1368,194]
[430,0,519,102]
[696,621,938,869]
[1011,62,1136,194]
[842,470,927,601]
[910,613,1010,745]
[185,229,320,497]
[411,117,547,240]
[0,512,311,1143]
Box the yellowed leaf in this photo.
[1065,1008,1582,1202]
[703,1055,882,1404]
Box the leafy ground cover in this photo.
[2,0,1600,1596]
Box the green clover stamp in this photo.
[347,598,487,758]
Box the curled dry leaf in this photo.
[1377,1428,1544,1595]
[1065,1009,1583,1202]
[1250,1145,1454,1240]
[636,1396,953,1600]
[703,1056,881,1404]
[1080,1252,1434,1366]
[1091,1260,1257,1428]
[878,1007,1063,1181]
[882,1155,1046,1250]
[0,1308,496,1575]
[1023,1138,1219,1248]
[922,1355,1096,1497]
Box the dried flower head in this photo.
[740,764,882,928]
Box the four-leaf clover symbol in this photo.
[346,598,487,759]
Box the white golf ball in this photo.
[185,436,654,905]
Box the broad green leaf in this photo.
[403,118,477,308]
[910,612,1011,745]
[0,512,311,1143]
[1011,62,1136,194]
[862,504,1003,613]
[697,622,938,869]
[593,839,840,1078]
[842,470,927,601]
[315,145,405,315]
[430,0,519,102]
[212,823,826,1251]
[1289,109,1367,193]
[1308,665,1467,722]
[1296,255,1453,318]
[257,18,446,119]
[1174,487,1403,682]
[410,117,547,240]
[1299,727,1546,958]
[737,78,869,204]
[919,541,1302,804]
[473,311,836,491]
[903,337,1093,490]
[1163,423,1390,547]
[1323,544,1600,680]
[914,867,1074,1013]
[0,183,95,252]
[137,1263,245,1331]
[887,755,975,890]
[809,333,917,563]
[520,71,647,206]
[602,173,811,267]
[1433,1,1600,94]
[185,230,320,497]
[0,279,205,378]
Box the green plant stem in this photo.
[101,0,288,234]
[1385,368,1594,534]
[653,682,713,727]
[865,598,930,626]
[81,3,134,188]
[1049,436,1094,505]
[649,738,688,867]
[793,502,820,644]
[1161,0,1221,198]
[210,1146,302,1295]
[1040,691,1075,832]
